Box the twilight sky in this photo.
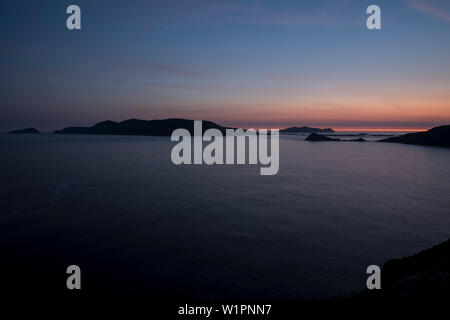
[1,0,450,131]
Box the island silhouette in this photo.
[305,133,366,142]
[280,126,335,134]
[8,128,39,134]
[52,118,334,136]
[53,119,231,136]
[9,120,450,148]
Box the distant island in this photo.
[303,125,450,147]
[53,120,334,136]
[53,119,231,136]
[280,126,335,134]
[305,133,365,142]
[15,121,450,148]
[379,125,450,148]
[305,133,339,141]
[8,128,39,134]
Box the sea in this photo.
[1,132,449,300]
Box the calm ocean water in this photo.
[1,133,449,299]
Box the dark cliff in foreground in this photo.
[379,125,450,148]
[9,128,39,134]
[352,238,450,301]
[281,126,335,134]
[54,119,230,136]
[381,238,450,299]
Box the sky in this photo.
[1,0,450,131]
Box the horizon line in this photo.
[237,126,429,132]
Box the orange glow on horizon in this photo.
[332,128,427,132]
[242,127,428,132]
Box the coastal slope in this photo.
[351,238,450,302]
[379,125,450,148]
[381,238,450,300]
